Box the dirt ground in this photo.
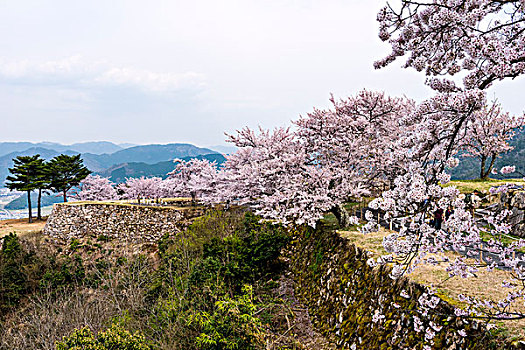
[0,217,47,238]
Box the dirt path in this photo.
[268,274,336,349]
[0,217,47,238]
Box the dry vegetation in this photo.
[0,210,334,350]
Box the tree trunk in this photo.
[63,190,67,203]
[487,153,497,179]
[330,203,351,228]
[480,155,487,179]
[480,154,497,180]
[27,190,33,223]
[37,188,42,220]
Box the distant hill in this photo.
[63,141,124,155]
[452,128,525,180]
[97,153,227,183]
[82,143,218,171]
[5,193,63,210]
[118,143,138,149]
[0,143,221,185]
[0,141,124,157]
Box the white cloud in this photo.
[0,1,523,145]
[93,67,205,92]
[0,56,206,93]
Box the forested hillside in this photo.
[452,129,525,180]
[96,154,226,183]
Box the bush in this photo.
[145,210,290,349]
[0,233,27,314]
[189,212,290,292]
[56,324,151,350]
[191,285,263,350]
[39,254,86,290]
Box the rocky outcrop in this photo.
[43,202,184,243]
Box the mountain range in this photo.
[0,141,228,186]
[0,141,131,158]
[97,153,227,183]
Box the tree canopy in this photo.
[47,154,91,202]
[5,155,46,223]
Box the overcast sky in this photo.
[1,0,524,147]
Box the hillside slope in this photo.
[452,129,525,180]
[97,153,226,183]
[83,143,218,170]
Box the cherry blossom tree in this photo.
[75,174,118,201]
[217,127,329,226]
[166,158,219,205]
[117,176,163,204]
[214,125,369,227]
[376,0,525,91]
[366,0,525,332]
[461,100,525,179]
[295,90,415,189]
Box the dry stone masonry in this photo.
[285,226,520,349]
[500,190,525,237]
[44,202,184,243]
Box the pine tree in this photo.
[47,154,91,202]
[5,155,42,223]
[34,158,51,220]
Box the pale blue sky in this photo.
[1,0,524,147]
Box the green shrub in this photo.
[144,210,290,349]
[189,212,290,292]
[56,324,151,350]
[0,233,27,314]
[40,254,86,290]
[69,238,82,251]
[191,285,263,350]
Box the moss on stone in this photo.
[284,225,516,349]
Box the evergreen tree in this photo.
[5,155,43,223]
[47,154,91,202]
[32,156,49,220]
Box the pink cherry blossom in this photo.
[117,176,163,203]
[376,1,525,91]
[500,165,517,175]
[76,174,117,201]
[460,100,525,178]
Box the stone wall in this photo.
[286,226,518,349]
[44,202,185,243]
[500,190,525,237]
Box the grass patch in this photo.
[446,178,524,194]
[338,228,389,257]
[339,228,525,340]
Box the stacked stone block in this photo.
[43,203,183,243]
